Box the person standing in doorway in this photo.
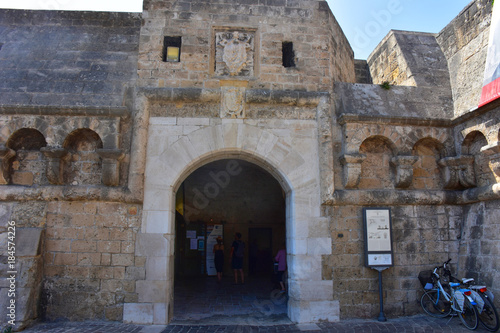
[274,242,287,292]
[230,232,245,284]
[213,236,224,283]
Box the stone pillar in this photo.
[438,155,476,189]
[390,155,419,189]
[40,147,70,185]
[0,145,15,185]
[480,143,500,177]
[97,149,125,186]
[340,154,366,189]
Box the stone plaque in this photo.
[215,31,254,77]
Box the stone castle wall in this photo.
[437,0,492,116]
[137,0,355,91]
[0,0,499,328]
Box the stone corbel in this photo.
[97,149,125,186]
[340,154,366,189]
[41,147,70,185]
[390,155,419,189]
[480,142,500,177]
[438,155,476,189]
[0,145,16,185]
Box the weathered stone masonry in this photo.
[0,0,499,329]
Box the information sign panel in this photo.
[363,208,394,267]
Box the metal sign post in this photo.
[362,208,393,322]
[374,266,389,322]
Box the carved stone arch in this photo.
[63,128,104,186]
[462,130,487,155]
[5,128,47,186]
[461,130,495,187]
[358,135,397,189]
[133,119,336,324]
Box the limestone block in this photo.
[288,254,322,281]
[146,257,167,280]
[239,124,261,152]
[255,129,279,157]
[308,300,340,322]
[153,302,167,325]
[40,147,69,185]
[135,233,170,257]
[278,150,306,176]
[222,121,241,148]
[143,210,173,234]
[123,303,153,324]
[177,117,210,126]
[136,280,167,303]
[142,187,173,212]
[16,228,43,257]
[307,237,332,256]
[186,126,214,157]
[288,279,334,301]
[149,117,177,126]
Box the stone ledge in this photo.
[139,87,328,107]
[0,185,142,204]
[0,105,129,118]
[330,184,500,206]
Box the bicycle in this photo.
[419,259,479,330]
[442,265,499,332]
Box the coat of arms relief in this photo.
[215,30,255,118]
[215,31,254,77]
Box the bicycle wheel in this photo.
[458,296,479,330]
[478,293,499,332]
[421,290,452,318]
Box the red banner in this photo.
[479,2,500,107]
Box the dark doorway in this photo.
[173,159,288,323]
[248,228,273,276]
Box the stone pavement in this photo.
[14,276,491,332]
[18,315,489,333]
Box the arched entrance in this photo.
[126,120,337,325]
[173,158,288,323]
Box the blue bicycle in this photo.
[419,259,479,330]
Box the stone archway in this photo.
[124,118,337,325]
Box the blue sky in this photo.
[0,0,474,59]
[326,0,473,59]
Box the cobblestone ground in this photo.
[19,315,489,333]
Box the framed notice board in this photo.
[363,208,394,267]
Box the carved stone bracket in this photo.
[480,142,500,177]
[390,155,419,189]
[340,154,366,189]
[41,147,70,185]
[97,149,125,187]
[438,155,476,189]
[0,145,16,185]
